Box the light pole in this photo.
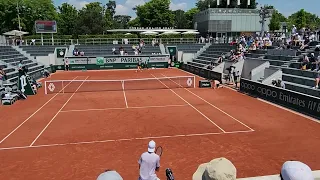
[16,1,22,31]
[259,6,271,37]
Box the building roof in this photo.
[107,28,198,33]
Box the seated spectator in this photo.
[79,50,84,56]
[97,170,123,180]
[192,157,236,180]
[300,55,309,70]
[309,53,317,71]
[124,51,128,55]
[0,67,6,87]
[280,161,314,180]
[73,48,79,56]
[112,47,116,55]
[314,71,320,89]
[119,46,124,56]
[272,79,285,89]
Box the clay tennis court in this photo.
[0,68,319,180]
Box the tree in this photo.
[268,10,286,31]
[185,8,199,29]
[57,3,78,35]
[288,9,320,30]
[174,10,188,29]
[128,18,140,27]
[0,0,57,34]
[76,2,106,34]
[135,0,174,27]
[113,15,131,29]
[106,0,116,18]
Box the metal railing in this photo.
[7,37,235,46]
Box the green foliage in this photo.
[57,3,78,35]
[174,10,188,29]
[185,8,199,29]
[288,9,320,30]
[269,10,286,31]
[113,15,131,29]
[128,18,140,27]
[135,0,174,27]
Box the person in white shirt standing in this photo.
[138,140,160,180]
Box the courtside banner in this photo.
[181,64,222,82]
[240,78,320,119]
[67,55,169,64]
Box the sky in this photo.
[54,0,320,18]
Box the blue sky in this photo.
[54,0,320,17]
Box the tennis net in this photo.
[44,76,196,94]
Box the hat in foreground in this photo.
[193,157,236,180]
[281,161,314,180]
[97,170,123,180]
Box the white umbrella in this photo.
[3,30,29,36]
[160,31,180,35]
[181,31,200,35]
[124,33,132,35]
[141,31,158,35]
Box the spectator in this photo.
[79,50,85,56]
[31,39,36,45]
[43,69,50,78]
[18,60,23,71]
[309,53,317,71]
[280,161,314,180]
[65,58,69,71]
[138,140,160,180]
[112,47,116,55]
[73,48,79,56]
[314,71,320,89]
[124,51,128,55]
[192,157,236,180]
[300,55,309,70]
[97,170,123,180]
[119,46,124,56]
[0,67,6,87]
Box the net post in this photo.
[62,81,64,93]
[193,76,196,88]
[44,81,47,94]
[121,80,124,90]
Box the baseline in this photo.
[0,76,79,145]
[161,73,254,131]
[29,76,90,146]
[150,74,226,133]
[0,130,253,151]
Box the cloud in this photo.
[170,2,187,11]
[125,0,146,8]
[66,0,89,9]
[115,4,130,15]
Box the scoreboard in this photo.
[35,20,57,33]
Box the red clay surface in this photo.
[0,69,320,180]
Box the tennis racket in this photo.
[155,146,163,157]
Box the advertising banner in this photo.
[240,78,320,119]
[67,56,168,64]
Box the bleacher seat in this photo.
[166,44,205,53]
[75,44,161,56]
[0,46,44,82]
[19,45,65,56]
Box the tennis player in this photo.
[144,58,149,70]
[136,59,142,72]
[138,140,160,180]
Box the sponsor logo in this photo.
[105,58,117,63]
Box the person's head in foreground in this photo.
[280,161,314,180]
[193,157,236,180]
[97,170,123,180]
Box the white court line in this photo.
[0,76,79,145]
[161,73,254,131]
[0,130,254,151]
[29,76,90,146]
[121,81,128,108]
[150,74,226,133]
[178,68,319,123]
[60,104,189,113]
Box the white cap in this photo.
[148,140,156,153]
[97,171,123,180]
[192,157,236,180]
[281,161,314,180]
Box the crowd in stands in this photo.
[96,141,316,180]
[73,48,85,56]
